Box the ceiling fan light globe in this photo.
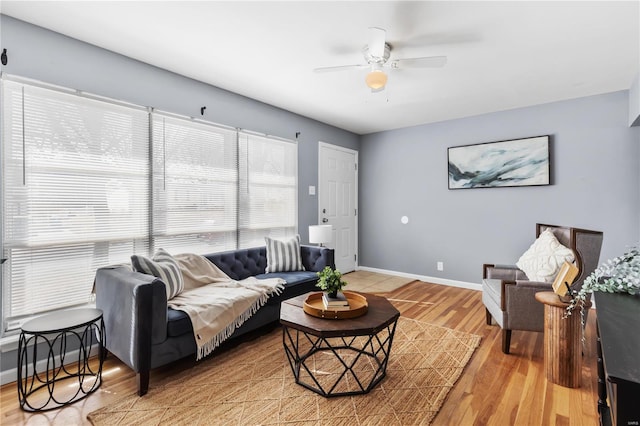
[365,70,388,90]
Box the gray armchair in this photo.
[482,223,603,354]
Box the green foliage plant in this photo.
[565,245,640,334]
[316,266,347,296]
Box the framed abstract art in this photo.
[448,135,550,189]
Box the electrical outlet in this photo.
[437,261,444,271]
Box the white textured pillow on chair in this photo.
[516,229,575,282]
[131,248,184,300]
[265,234,305,273]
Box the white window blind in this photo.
[238,132,298,248]
[1,79,149,327]
[152,114,238,254]
[1,76,300,333]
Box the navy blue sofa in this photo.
[95,245,334,396]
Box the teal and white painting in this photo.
[448,135,550,189]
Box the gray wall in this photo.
[0,15,360,244]
[0,15,359,377]
[360,91,640,284]
[630,72,640,126]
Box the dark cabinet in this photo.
[595,292,640,426]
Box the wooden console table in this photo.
[595,291,640,426]
[534,291,582,388]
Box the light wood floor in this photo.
[1,271,599,425]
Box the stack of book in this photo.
[322,292,350,311]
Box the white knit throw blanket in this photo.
[169,253,284,361]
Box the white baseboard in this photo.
[0,369,16,387]
[1,344,101,386]
[356,266,482,291]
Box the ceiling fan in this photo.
[314,27,447,92]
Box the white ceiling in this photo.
[2,1,639,135]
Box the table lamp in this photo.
[309,224,332,247]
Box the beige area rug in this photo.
[342,271,416,294]
[88,317,481,425]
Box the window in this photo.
[1,77,299,333]
[239,132,298,247]
[152,113,238,254]
[1,79,149,329]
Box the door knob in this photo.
[322,218,329,223]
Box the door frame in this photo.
[318,141,359,271]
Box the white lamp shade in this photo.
[365,69,388,90]
[309,224,332,245]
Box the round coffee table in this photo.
[17,308,105,411]
[280,292,400,397]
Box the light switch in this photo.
[309,185,316,196]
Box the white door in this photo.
[318,142,358,273]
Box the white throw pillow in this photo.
[265,234,305,273]
[516,229,575,282]
[131,248,184,300]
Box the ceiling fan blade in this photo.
[368,27,386,58]
[391,55,447,69]
[313,64,368,73]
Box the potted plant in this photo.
[316,266,348,298]
[566,245,640,325]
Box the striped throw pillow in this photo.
[131,248,184,300]
[265,235,305,273]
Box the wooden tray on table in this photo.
[303,291,368,319]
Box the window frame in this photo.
[0,75,300,336]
